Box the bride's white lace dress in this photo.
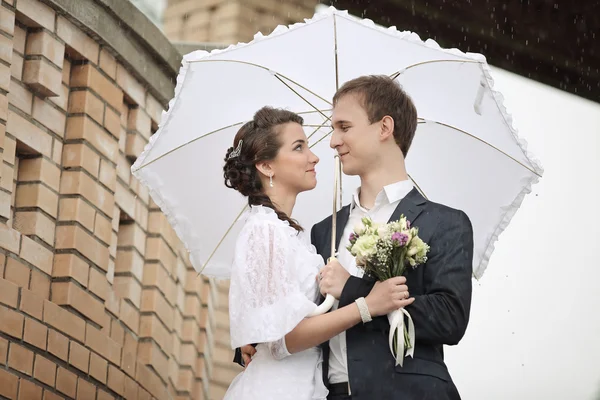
[224,205,328,400]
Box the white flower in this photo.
[352,235,378,259]
[354,221,366,235]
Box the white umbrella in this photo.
[131,7,542,285]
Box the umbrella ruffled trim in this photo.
[131,6,544,279]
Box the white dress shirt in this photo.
[328,179,414,384]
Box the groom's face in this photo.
[330,94,381,176]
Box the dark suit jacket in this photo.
[310,187,473,400]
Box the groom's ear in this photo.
[379,115,395,142]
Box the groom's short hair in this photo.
[333,75,418,157]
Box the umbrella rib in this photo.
[197,205,249,275]
[191,59,332,106]
[132,121,247,171]
[407,174,428,199]
[418,119,541,177]
[389,59,481,80]
[274,75,332,122]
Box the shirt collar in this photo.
[351,179,414,212]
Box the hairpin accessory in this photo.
[228,140,243,160]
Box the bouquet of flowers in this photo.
[347,215,430,366]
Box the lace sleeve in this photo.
[228,219,317,351]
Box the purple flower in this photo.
[349,232,357,242]
[391,232,409,246]
[406,220,411,229]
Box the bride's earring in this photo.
[269,173,274,188]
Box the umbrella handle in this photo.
[307,294,335,317]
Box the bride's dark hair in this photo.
[223,107,304,232]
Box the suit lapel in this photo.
[388,187,427,225]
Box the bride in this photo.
[222,106,412,399]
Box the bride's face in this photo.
[268,122,319,194]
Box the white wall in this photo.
[445,66,600,400]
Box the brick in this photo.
[59,169,114,217]
[142,263,170,297]
[114,276,142,309]
[51,281,106,327]
[108,365,125,396]
[20,235,53,275]
[86,324,121,365]
[55,224,109,271]
[123,375,139,400]
[57,197,96,233]
[13,26,26,54]
[98,159,116,193]
[30,268,50,299]
[142,288,174,329]
[68,90,104,125]
[44,391,65,400]
[88,266,109,301]
[146,237,176,272]
[0,63,10,92]
[11,51,24,80]
[89,352,108,384]
[116,65,145,107]
[16,0,55,30]
[6,110,52,156]
[48,83,68,111]
[136,361,169,400]
[18,157,61,192]
[71,64,120,109]
[15,183,58,218]
[117,222,146,257]
[97,389,115,400]
[0,276,20,307]
[66,115,118,163]
[46,329,68,362]
[125,131,147,160]
[23,317,47,350]
[4,135,16,165]
[144,94,163,125]
[138,340,169,384]
[0,336,7,365]
[13,210,55,246]
[20,288,44,320]
[0,369,19,399]
[8,80,32,114]
[76,378,96,400]
[140,314,172,355]
[0,223,22,254]
[0,7,15,35]
[127,108,151,139]
[18,379,43,399]
[0,304,24,338]
[56,367,77,398]
[62,58,71,85]
[43,299,86,343]
[115,154,131,186]
[22,58,62,97]
[105,289,120,318]
[94,212,112,245]
[115,182,135,220]
[52,253,89,287]
[121,331,137,378]
[67,340,89,374]
[25,30,65,68]
[119,298,139,335]
[115,248,144,281]
[8,342,34,375]
[109,319,124,347]
[99,48,117,79]
[103,106,120,138]
[56,16,99,62]
[52,138,63,164]
[1,92,8,121]
[32,97,66,136]
[0,34,12,64]
[62,142,101,178]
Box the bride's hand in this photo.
[317,259,350,299]
[241,344,256,368]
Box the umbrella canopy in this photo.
[131,7,543,280]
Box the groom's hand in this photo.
[318,259,350,299]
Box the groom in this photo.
[311,75,474,400]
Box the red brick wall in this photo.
[0,0,230,398]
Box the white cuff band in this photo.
[355,297,372,323]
